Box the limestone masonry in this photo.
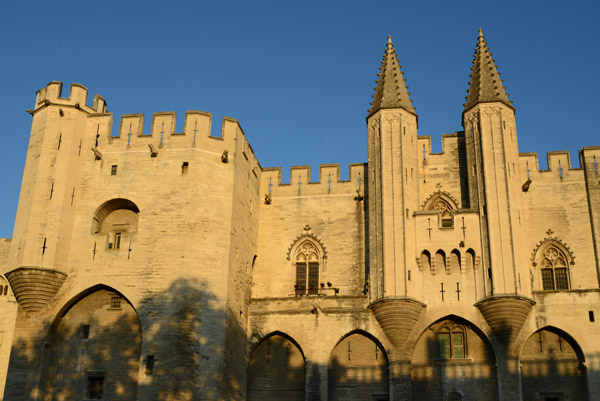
[1,30,599,401]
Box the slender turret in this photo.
[367,37,425,368]
[463,33,534,398]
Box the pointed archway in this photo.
[247,332,305,401]
[328,331,389,401]
[410,316,498,401]
[38,286,142,401]
[520,327,588,400]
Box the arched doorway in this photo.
[520,327,588,400]
[328,332,389,401]
[38,286,142,401]
[247,333,305,401]
[410,316,498,401]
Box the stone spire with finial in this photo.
[464,28,513,113]
[368,35,415,118]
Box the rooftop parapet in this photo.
[261,163,366,199]
[518,151,590,188]
[33,81,106,114]
[519,151,580,174]
[87,110,259,169]
[417,132,464,161]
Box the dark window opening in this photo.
[86,374,104,400]
[111,165,118,175]
[182,162,189,174]
[308,262,319,294]
[81,325,90,339]
[114,233,122,250]
[441,218,453,228]
[590,311,595,322]
[145,355,155,375]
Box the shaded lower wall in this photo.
[410,317,498,401]
[247,333,305,401]
[328,332,389,401]
[520,328,588,401]
[37,288,142,401]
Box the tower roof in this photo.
[368,36,415,118]
[464,29,513,113]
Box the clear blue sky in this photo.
[0,0,598,238]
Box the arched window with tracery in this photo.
[295,241,320,296]
[423,192,458,228]
[540,245,570,290]
[437,321,467,359]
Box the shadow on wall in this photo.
[243,319,592,401]
[247,330,390,401]
[2,283,592,401]
[3,278,247,401]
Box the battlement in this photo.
[261,163,366,198]
[515,150,600,188]
[86,110,260,172]
[519,151,582,175]
[89,111,243,148]
[417,132,464,160]
[34,81,107,114]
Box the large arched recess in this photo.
[37,285,142,401]
[410,315,498,401]
[328,330,389,401]
[247,331,305,401]
[520,326,588,401]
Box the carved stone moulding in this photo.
[368,297,426,350]
[475,294,535,346]
[5,266,67,312]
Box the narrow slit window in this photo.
[182,162,189,174]
[81,324,90,339]
[113,233,122,250]
[111,165,118,175]
[146,355,155,375]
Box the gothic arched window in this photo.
[432,199,454,227]
[437,321,467,359]
[540,245,570,290]
[295,241,320,296]
[423,192,458,228]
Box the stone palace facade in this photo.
[0,30,599,401]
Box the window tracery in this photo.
[295,241,321,296]
[436,321,467,359]
[540,245,570,290]
[423,192,457,228]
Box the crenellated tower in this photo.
[6,82,107,312]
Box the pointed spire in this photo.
[368,35,415,118]
[464,28,513,113]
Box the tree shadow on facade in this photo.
[4,277,246,401]
[410,316,498,401]
[520,327,588,401]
